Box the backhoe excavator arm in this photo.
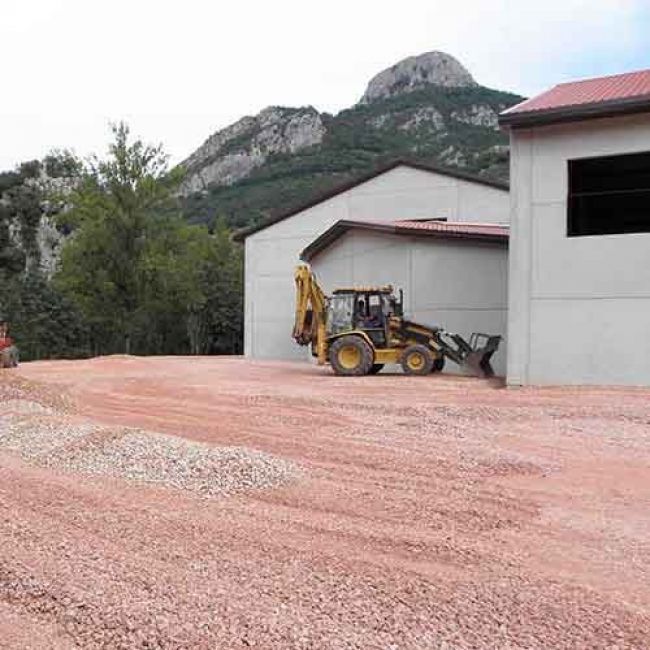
[292,264,329,364]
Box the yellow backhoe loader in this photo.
[292,264,501,377]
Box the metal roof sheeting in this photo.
[300,219,509,261]
[394,220,509,238]
[499,69,650,128]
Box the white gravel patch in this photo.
[0,400,297,497]
[0,414,95,459]
[47,428,297,497]
[1,399,54,416]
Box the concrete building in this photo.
[301,219,509,375]
[235,160,510,362]
[500,69,650,386]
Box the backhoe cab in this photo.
[293,264,501,378]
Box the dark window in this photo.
[567,151,650,236]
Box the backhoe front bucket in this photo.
[460,334,501,378]
[433,330,502,378]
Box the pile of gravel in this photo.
[0,402,297,497]
[0,412,95,460]
[2,399,54,416]
[48,428,297,497]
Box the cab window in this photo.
[327,295,354,335]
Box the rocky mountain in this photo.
[180,51,523,229]
[180,107,325,195]
[0,159,76,280]
[359,51,477,103]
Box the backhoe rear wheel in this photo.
[329,336,374,376]
[401,344,434,376]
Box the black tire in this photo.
[400,344,434,376]
[431,355,445,373]
[329,335,374,376]
[368,363,384,375]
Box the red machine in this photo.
[0,322,18,368]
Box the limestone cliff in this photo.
[0,162,75,279]
[359,51,477,104]
[180,106,325,195]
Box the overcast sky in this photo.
[2,0,649,171]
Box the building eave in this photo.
[499,95,650,130]
[300,219,509,262]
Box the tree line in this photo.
[0,123,243,361]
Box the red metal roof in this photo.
[393,219,509,238]
[500,69,650,128]
[300,219,508,261]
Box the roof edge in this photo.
[499,93,650,129]
[233,159,509,242]
[300,219,508,262]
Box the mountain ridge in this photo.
[179,61,523,228]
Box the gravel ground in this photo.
[1,357,649,649]
[0,393,296,498]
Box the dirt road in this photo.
[2,356,649,648]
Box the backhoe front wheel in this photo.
[329,336,374,376]
[401,344,434,376]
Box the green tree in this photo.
[136,216,243,355]
[0,271,89,361]
[200,218,243,355]
[56,122,184,354]
[55,122,243,357]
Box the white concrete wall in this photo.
[312,230,509,376]
[507,113,650,386]
[244,164,509,360]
